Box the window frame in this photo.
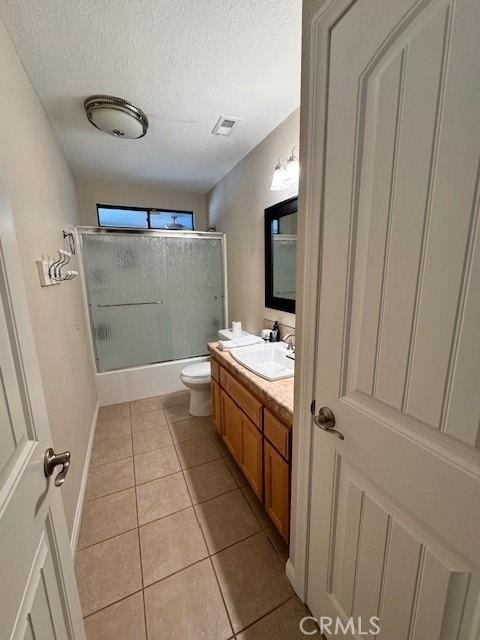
[96,203,196,230]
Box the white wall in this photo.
[0,21,97,534]
[208,109,300,334]
[76,178,208,231]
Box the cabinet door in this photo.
[264,441,290,542]
[239,414,263,499]
[211,378,222,435]
[221,391,240,461]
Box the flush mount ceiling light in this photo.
[84,95,149,139]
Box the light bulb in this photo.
[270,162,288,191]
[285,154,299,185]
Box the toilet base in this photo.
[188,388,212,417]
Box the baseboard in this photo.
[286,558,306,601]
[285,559,296,589]
[70,401,99,556]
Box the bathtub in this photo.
[96,355,209,406]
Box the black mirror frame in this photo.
[264,196,298,314]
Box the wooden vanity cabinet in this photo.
[264,441,290,541]
[220,391,241,459]
[211,355,292,541]
[238,412,263,499]
[211,378,222,434]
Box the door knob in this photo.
[313,407,345,440]
[44,448,71,487]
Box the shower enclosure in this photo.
[78,228,227,373]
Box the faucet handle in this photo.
[283,333,295,352]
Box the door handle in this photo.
[44,448,71,487]
[313,407,345,440]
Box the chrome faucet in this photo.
[283,332,295,352]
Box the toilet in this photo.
[180,361,212,416]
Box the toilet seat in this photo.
[181,362,211,380]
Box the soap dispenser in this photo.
[270,321,281,342]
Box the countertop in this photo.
[208,342,294,426]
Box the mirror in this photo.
[264,196,297,314]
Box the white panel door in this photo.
[0,195,86,638]
[306,0,480,637]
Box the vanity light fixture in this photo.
[84,95,149,139]
[270,160,289,191]
[285,146,300,185]
[270,146,299,191]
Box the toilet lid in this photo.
[182,361,211,379]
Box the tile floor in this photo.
[76,391,315,639]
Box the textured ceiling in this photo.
[0,0,301,192]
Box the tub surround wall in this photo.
[0,21,97,534]
[76,178,209,231]
[208,110,300,335]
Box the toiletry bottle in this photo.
[271,321,280,342]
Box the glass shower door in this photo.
[81,231,225,372]
[165,237,224,360]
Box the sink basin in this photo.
[230,342,294,381]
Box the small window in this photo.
[97,206,148,229]
[97,204,195,230]
[150,211,194,230]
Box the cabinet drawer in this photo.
[211,358,220,382]
[220,368,262,428]
[264,409,290,461]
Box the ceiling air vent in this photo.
[211,115,241,137]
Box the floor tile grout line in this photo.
[134,447,230,488]
[138,503,194,529]
[188,484,240,508]
[77,524,139,553]
[233,594,298,636]
[127,403,150,640]
[88,452,134,470]
[86,397,290,637]
[131,422,170,435]
[135,467,182,488]
[201,528,263,559]
[237,481,272,532]
[82,587,144,621]
[136,485,250,534]
[264,529,289,565]
[83,484,136,506]
[208,554,235,638]
[142,555,209,593]
[133,433,223,460]
[181,459,236,639]
[80,531,286,629]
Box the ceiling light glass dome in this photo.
[84,95,149,139]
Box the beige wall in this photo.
[0,22,97,534]
[208,109,300,334]
[76,179,208,231]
